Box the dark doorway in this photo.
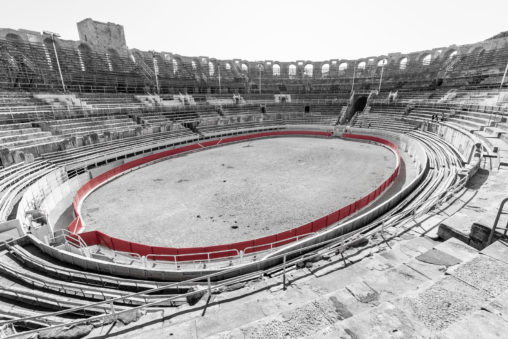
[352,96,368,113]
[304,105,310,113]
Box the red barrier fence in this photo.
[67,131,400,261]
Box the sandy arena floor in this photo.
[82,137,396,247]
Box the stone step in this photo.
[0,122,34,130]
[57,121,137,135]
[1,135,63,149]
[48,118,134,130]
[46,115,130,125]
[102,237,438,338]
[0,250,184,307]
[0,127,41,137]
[0,131,51,144]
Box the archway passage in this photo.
[352,96,368,114]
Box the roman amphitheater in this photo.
[0,18,507,339]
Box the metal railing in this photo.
[0,124,475,338]
[487,198,508,245]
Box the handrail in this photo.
[487,198,508,245]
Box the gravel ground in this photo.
[82,137,396,247]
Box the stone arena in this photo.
[0,1,507,338]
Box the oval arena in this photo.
[0,6,508,339]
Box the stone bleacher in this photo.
[78,93,143,110]
[0,123,64,165]
[42,115,140,145]
[352,104,416,133]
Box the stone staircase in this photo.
[33,93,92,110]
[44,115,140,140]
[0,123,64,164]
[352,109,416,133]
[84,234,508,339]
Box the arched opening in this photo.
[208,62,215,76]
[422,54,432,66]
[289,64,297,77]
[377,59,388,67]
[241,63,248,72]
[399,57,408,70]
[41,38,54,70]
[78,43,94,72]
[448,50,458,59]
[304,64,313,77]
[107,48,121,72]
[172,59,178,74]
[339,62,348,71]
[225,62,231,70]
[321,63,330,77]
[273,64,280,76]
[5,33,22,42]
[352,96,368,114]
[357,61,366,70]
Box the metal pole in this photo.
[51,34,66,92]
[153,53,160,95]
[259,65,262,95]
[378,65,385,93]
[500,60,508,90]
[218,64,221,95]
[490,61,508,125]
[282,255,287,290]
[351,63,356,94]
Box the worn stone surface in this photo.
[345,282,379,304]
[339,302,430,339]
[436,310,508,339]
[448,254,508,296]
[482,239,508,265]
[434,237,478,263]
[416,248,462,267]
[235,298,347,338]
[398,276,490,331]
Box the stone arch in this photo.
[304,64,313,77]
[421,54,432,66]
[107,48,122,72]
[208,62,214,76]
[377,58,388,67]
[289,64,297,77]
[241,63,248,72]
[5,33,22,42]
[78,43,94,72]
[467,46,485,55]
[172,59,178,74]
[273,64,281,76]
[338,62,348,71]
[399,57,408,70]
[357,61,366,70]
[321,63,330,77]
